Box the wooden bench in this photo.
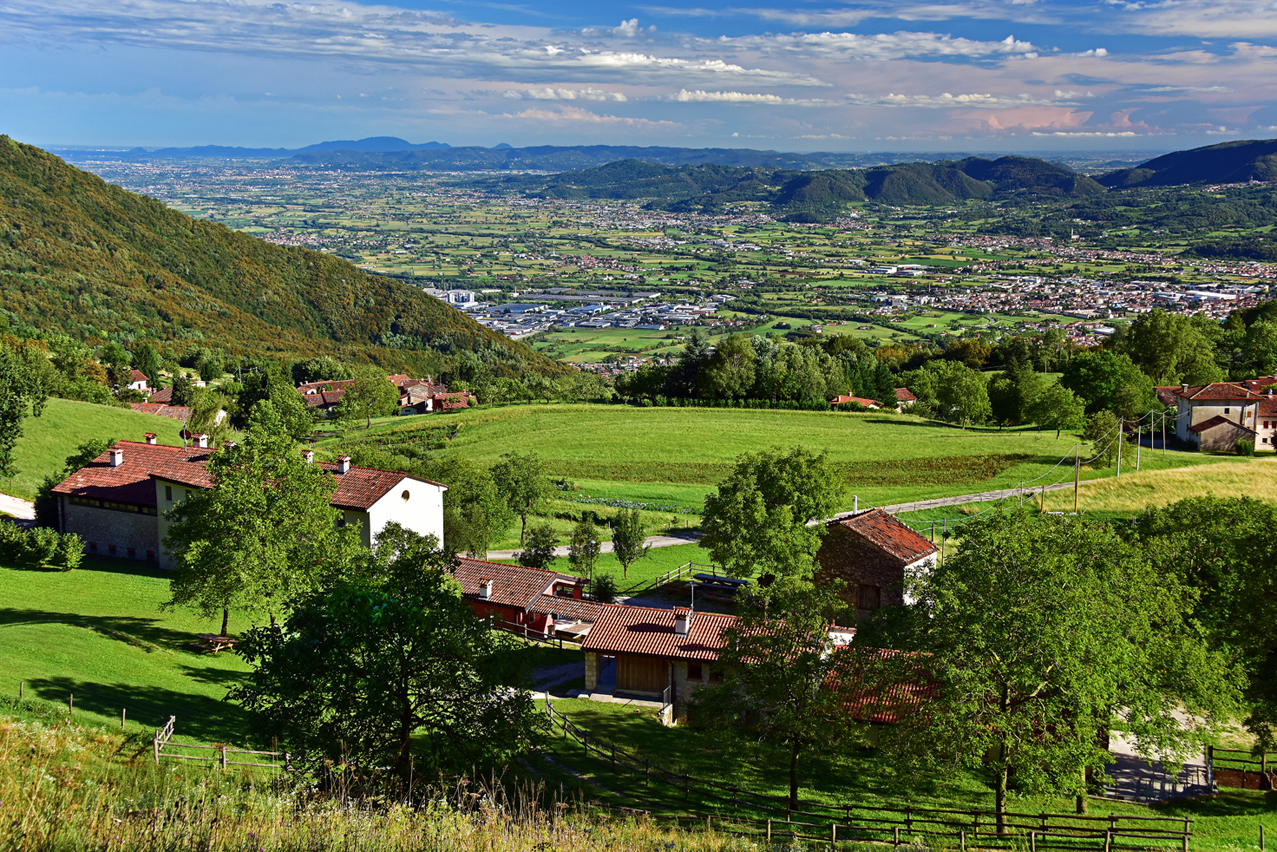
[190,634,237,654]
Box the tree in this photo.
[568,518,601,579]
[691,583,862,809]
[334,373,398,429]
[880,510,1239,831]
[230,526,541,783]
[130,341,163,386]
[234,364,313,438]
[165,402,359,635]
[928,360,991,428]
[0,340,53,478]
[1026,383,1087,438]
[424,456,513,558]
[1083,409,1121,467]
[1060,351,1156,417]
[699,333,757,399]
[1133,498,1277,749]
[699,447,843,580]
[610,508,649,579]
[169,373,194,406]
[1118,309,1224,385]
[490,452,550,543]
[516,522,558,571]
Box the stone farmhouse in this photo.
[49,435,446,568]
[1171,377,1277,451]
[814,509,939,620]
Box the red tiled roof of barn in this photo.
[128,403,193,421]
[1188,414,1257,436]
[830,509,938,563]
[147,386,173,404]
[50,441,212,507]
[51,440,444,512]
[582,605,736,662]
[1236,376,1277,393]
[454,558,575,611]
[1179,382,1264,402]
[302,391,346,409]
[895,387,917,403]
[1154,386,1181,408]
[1259,397,1277,416]
[538,595,608,622]
[129,369,149,384]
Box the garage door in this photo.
[616,655,667,695]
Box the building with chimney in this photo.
[49,436,445,568]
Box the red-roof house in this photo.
[50,437,446,568]
[128,370,150,392]
[831,395,881,409]
[452,557,604,639]
[894,387,918,412]
[815,509,939,619]
[1171,381,1271,450]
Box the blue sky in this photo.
[3,0,1277,152]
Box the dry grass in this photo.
[1044,456,1277,516]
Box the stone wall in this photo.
[814,524,907,617]
[62,498,159,562]
[584,651,600,691]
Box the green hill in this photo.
[1097,138,1277,188]
[0,136,566,378]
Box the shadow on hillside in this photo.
[0,606,198,654]
[24,675,249,743]
[75,554,171,580]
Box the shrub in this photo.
[56,533,84,571]
[0,522,84,570]
[1236,438,1256,457]
[587,573,618,604]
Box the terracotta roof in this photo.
[830,509,938,563]
[50,441,212,507]
[128,403,193,421]
[1179,382,1264,402]
[129,370,149,384]
[1154,386,1181,408]
[147,386,173,404]
[302,390,346,408]
[1260,398,1277,417]
[453,558,569,610]
[832,646,937,725]
[53,440,444,512]
[831,395,880,407]
[296,378,357,395]
[894,388,918,403]
[582,605,735,662]
[1237,376,1277,393]
[435,392,474,411]
[1188,415,1256,436]
[537,595,608,622]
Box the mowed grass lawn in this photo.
[5,398,187,501]
[0,557,252,743]
[1043,455,1277,517]
[327,405,1220,513]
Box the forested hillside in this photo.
[0,137,567,378]
[470,155,1105,222]
[1099,138,1277,188]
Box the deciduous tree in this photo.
[610,508,649,579]
[699,446,843,580]
[568,518,601,579]
[0,340,53,479]
[516,523,558,571]
[491,452,550,544]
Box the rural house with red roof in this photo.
[50,435,446,568]
[815,509,938,619]
[451,557,606,641]
[296,374,475,415]
[1171,379,1276,451]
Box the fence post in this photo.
[1030,831,1036,852]
[121,708,126,728]
[645,759,650,786]
[961,831,966,852]
[18,682,22,699]
[285,753,291,773]
[831,822,837,847]
[767,819,772,844]
[1261,823,1265,852]
[1104,829,1111,852]
[68,693,73,714]
[894,826,900,847]
[153,730,160,764]
[220,745,228,771]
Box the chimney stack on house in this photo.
[143,433,157,445]
[674,606,692,635]
[301,449,315,464]
[479,578,493,599]
[108,447,124,468]
[336,455,351,474]
[1182,383,1190,393]
[193,434,209,449]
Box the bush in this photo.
[1236,439,1256,457]
[587,573,618,604]
[0,522,84,570]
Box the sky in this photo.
[3,0,1277,153]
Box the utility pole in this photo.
[1073,445,1080,514]
[1115,418,1123,478]
[1162,410,1167,456]
[1136,415,1141,471]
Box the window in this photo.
[1225,407,1231,415]
[707,665,722,684]
[857,584,882,611]
[687,662,703,681]
[401,489,411,501]
[165,485,173,501]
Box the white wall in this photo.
[366,477,446,549]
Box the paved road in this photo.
[0,494,35,521]
[485,530,703,561]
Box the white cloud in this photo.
[1143,85,1235,93]
[711,30,1040,62]
[1030,130,1140,136]
[581,18,654,37]
[845,91,1074,107]
[665,89,828,105]
[500,104,678,128]
[505,87,628,101]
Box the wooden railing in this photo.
[542,698,1191,851]
[153,717,289,772]
[654,561,717,587]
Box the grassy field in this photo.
[1043,455,1277,517]
[321,404,1221,514]
[5,398,187,501]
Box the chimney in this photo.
[674,606,692,636]
[223,441,237,451]
[108,447,124,468]
[143,433,157,445]
[336,455,351,474]
[193,434,209,449]
[479,578,493,599]
[301,449,315,464]
[1181,383,1189,393]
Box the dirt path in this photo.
[485,531,702,561]
[0,493,35,521]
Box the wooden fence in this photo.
[543,698,1191,851]
[153,716,290,773]
[1208,745,1274,790]
[653,561,717,587]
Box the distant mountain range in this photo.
[1098,138,1277,188]
[0,136,566,377]
[55,137,453,160]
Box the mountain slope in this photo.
[1097,138,1277,188]
[0,136,566,378]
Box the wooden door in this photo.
[616,655,667,695]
